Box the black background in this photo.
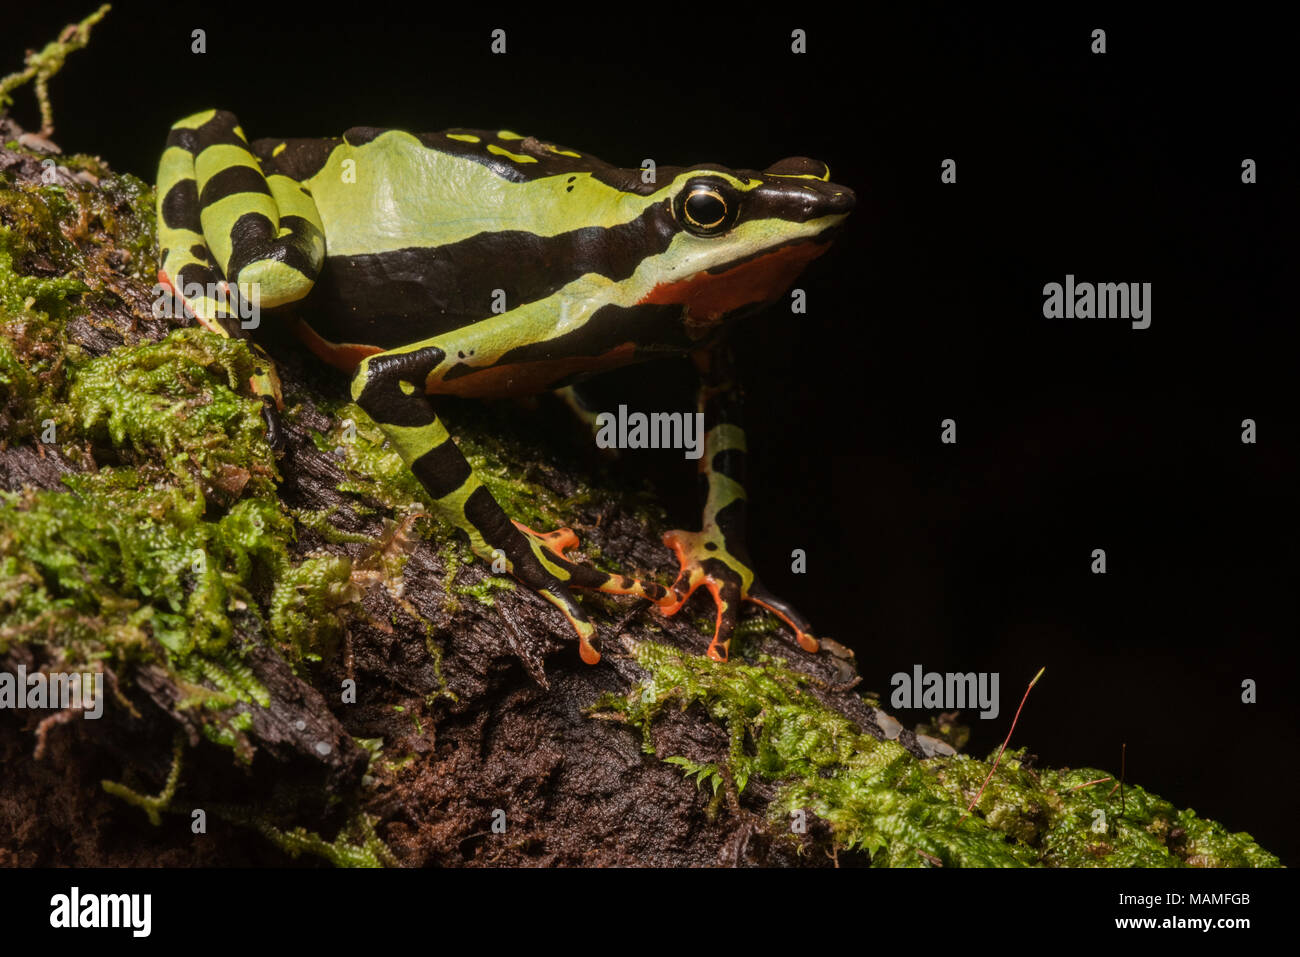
[5,4,1296,865]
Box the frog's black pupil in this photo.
[686,191,726,228]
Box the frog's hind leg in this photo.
[658,346,821,662]
[156,109,325,436]
[351,344,603,664]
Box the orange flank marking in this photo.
[290,318,382,372]
[638,242,829,320]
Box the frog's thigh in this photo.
[158,110,319,422]
[350,343,600,664]
[161,109,325,319]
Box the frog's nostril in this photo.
[825,186,856,214]
[806,184,854,219]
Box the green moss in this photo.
[68,328,278,495]
[0,6,405,868]
[0,209,350,756]
[0,225,86,440]
[1030,767,1280,868]
[248,810,394,868]
[0,166,360,720]
[101,732,184,827]
[268,552,357,666]
[595,640,1281,868]
[438,539,514,611]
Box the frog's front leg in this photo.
[351,344,613,663]
[660,346,821,662]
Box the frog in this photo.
[155,109,854,666]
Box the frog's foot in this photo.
[661,529,820,663]
[482,529,600,665]
[511,521,677,608]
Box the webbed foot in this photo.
[507,521,680,665]
[660,528,819,662]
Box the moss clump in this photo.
[268,551,357,666]
[246,810,394,868]
[596,640,1281,868]
[1031,767,1280,868]
[0,224,87,440]
[69,327,279,493]
[0,463,361,747]
[0,168,359,759]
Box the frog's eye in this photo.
[675,182,736,236]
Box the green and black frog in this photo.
[156,110,854,665]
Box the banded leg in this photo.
[351,345,613,663]
[156,109,325,434]
[660,346,820,661]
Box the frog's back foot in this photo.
[660,528,820,662]
[512,521,675,607]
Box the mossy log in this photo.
[0,111,1281,868]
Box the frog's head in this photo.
[633,156,854,327]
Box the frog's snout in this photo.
[815,183,856,216]
[761,156,855,221]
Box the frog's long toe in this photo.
[661,529,820,662]
[742,583,821,656]
[533,580,600,665]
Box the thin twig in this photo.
[0,4,111,135]
[1119,742,1127,815]
[959,666,1045,824]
